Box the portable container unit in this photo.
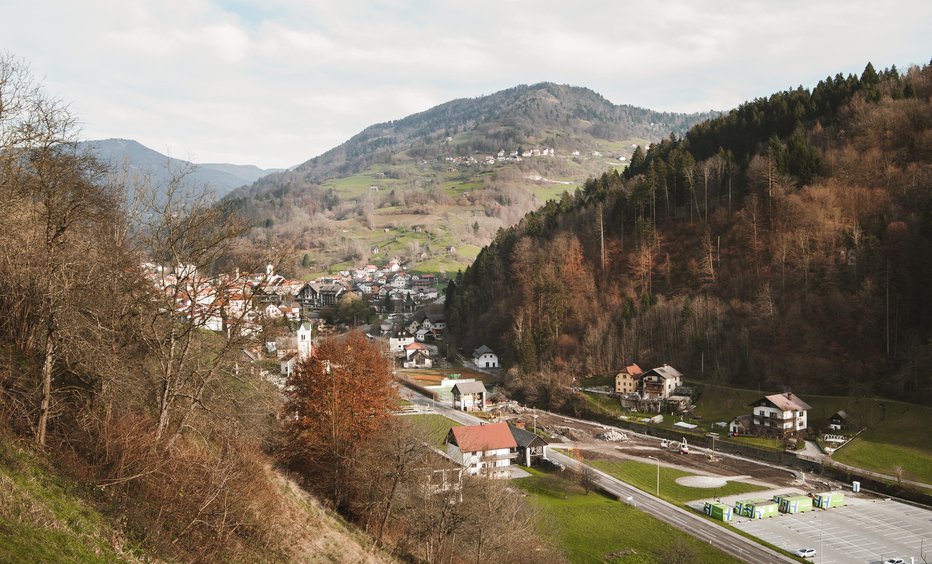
[814,491,845,509]
[778,494,814,514]
[740,499,779,519]
[703,502,733,522]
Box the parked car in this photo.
[882,559,906,564]
[793,548,817,558]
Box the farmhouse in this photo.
[472,345,499,368]
[749,392,811,437]
[640,364,683,399]
[445,422,517,477]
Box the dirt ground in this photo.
[498,408,810,489]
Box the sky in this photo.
[4,0,930,169]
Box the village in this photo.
[145,258,930,563]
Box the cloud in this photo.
[3,0,930,168]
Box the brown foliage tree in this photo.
[282,331,397,509]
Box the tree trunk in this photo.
[36,320,55,447]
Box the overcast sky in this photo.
[4,0,930,169]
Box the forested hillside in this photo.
[224,83,715,277]
[446,62,932,404]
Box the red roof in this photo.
[449,422,517,452]
[404,342,427,350]
[624,363,644,375]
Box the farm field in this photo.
[515,468,742,563]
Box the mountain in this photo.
[225,83,716,276]
[80,138,279,200]
[445,63,932,404]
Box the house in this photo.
[451,381,486,411]
[641,364,683,399]
[279,352,297,378]
[749,392,811,437]
[389,327,415,353]
[729,414,752,435]
[472,345,499,368]
[403,342,432,368]
[829,410,848,430]
[445,422,517,477]
[509,425,548,467]
[296,282,346,309]
[614,363,644,395]
[264,303,284,319]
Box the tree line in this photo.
[447,61,932,403]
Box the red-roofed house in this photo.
[445,422,517,477]
[614,363,644,395]
[402,341,432,368]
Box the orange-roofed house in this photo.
[445,422,517,477]
[614,363,644,395]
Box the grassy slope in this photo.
[0,432,392,563]
[0,436,141,563]
[516,468,742,563]
[406,414,461,448]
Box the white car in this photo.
[883,559,906,564]
[793,548,817,558]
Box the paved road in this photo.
[397,385,795,563]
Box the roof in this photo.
[508,425,547,448]
[448,422,517,452]
[645,364,683,380]
[403,341,428,351]
[624,363,644,375]
[473,345,494,357]
[452,381,487,395]
[756,392,812,412]
[832,410,848,419]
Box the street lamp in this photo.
[648,456,660,497]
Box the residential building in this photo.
[614,363,644,395]
[509,425,548,467]
[472,345,499,368]
[445,422,517,477]
[750,392,811,437]
[641,364,683,399]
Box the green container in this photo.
[814,491,844,509]
[703,502,733,521]
[739,499,778,519]
[779,495,814,513]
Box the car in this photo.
[883,559,906,564]
[792,548,817,558]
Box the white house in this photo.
[472,345,499,368]
[451,381,486,411]
[389,328,415,353]
[640,364,683,399]
[445,422,517,477]
[279,352,297,378]
[750,392,811,437]
[402,342,432,368]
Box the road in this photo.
[397,385,795,563]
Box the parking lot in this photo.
[727,496,930,563]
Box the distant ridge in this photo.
[79,138,279,200]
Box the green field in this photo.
[516,469,742,563]
[405,414,461,448]
[588,459,768,505]
[688,383,932,485]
